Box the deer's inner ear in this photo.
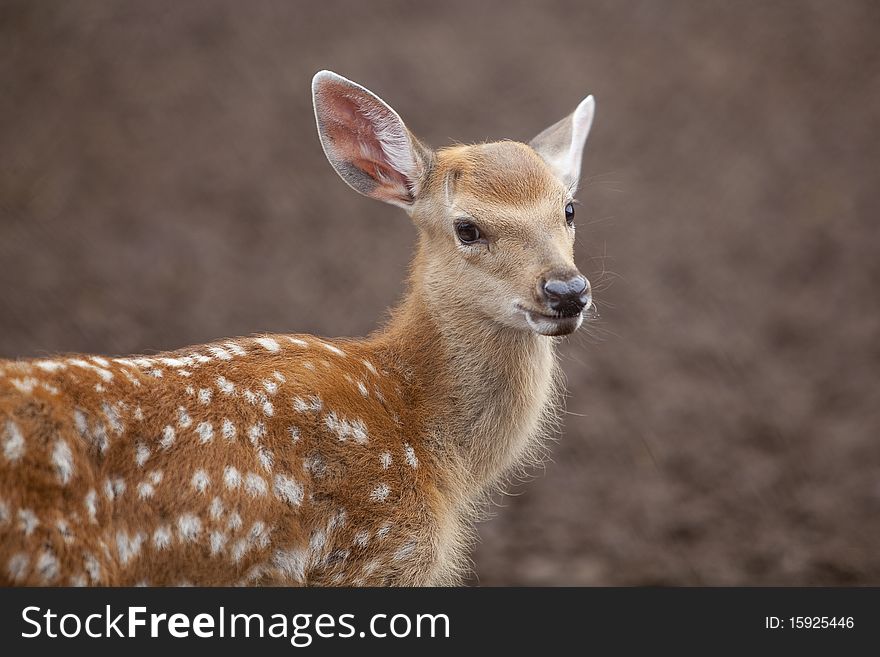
[312,71,432,208]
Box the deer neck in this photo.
[378,247,561,495]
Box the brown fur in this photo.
[0,73,592,586]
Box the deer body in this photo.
[1,71,596,586]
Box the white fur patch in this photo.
[7,553,29,583]
[217,376,236,395]
[224,466,241,490]
[191,469,210,493]
[255,337,281,352]
[273,474,304,507]
[52,439,74,484]
[153,525,172,550]
[244,473,268,497]
[370,483,390,502]
[403,443,419,469]
[177,514,202,542]
[196,422,214,444]
[3,420,24,463]
[160,425,176,450]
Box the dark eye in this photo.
[455,221,481,244]
[564,202,575,226]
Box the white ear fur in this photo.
[529,95,595,192]
[311,70,430,209]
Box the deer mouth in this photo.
[517,305,584,336]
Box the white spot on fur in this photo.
[198,388,213,404]
[376,523,391,539]
[272,371,286,383]
[255,337,280,352]
[319,342,346,357]
[324,411,368,443]
[288,337,308,348]
[135,443,150,467]
[243,389,257,404]
[273,474,304,506]
[148,470,163,485]
[177,407,192,429]
[18,508,38,536]
[244,473,268,497]
[104,477,126,501]
[196,422,214,444]
[263,400,274,417]
[10,377,38,393]
[3,420,24,463]
[362,359,378,376]
[36,551,59,583]
[246,423,263,445]
[134,406,144,421]
[288,426,300,442]
[153,525,172,550]
[35,360,66,372]
[116,530,144,566]
[103,402,124,435]
[85,489,98,523]
[7,553,29,583]
[227,512,243,531]
[74,409,88,437]
[258,447,274,472]
[137,482,154,499]
[185,385,195,396]
[192,469,210,493]
[208,345,233,360]
[379,452,392,469]
[160,425,175,450]
[209,496,224,520]
[224,466,241,490]
[225,341,247,356]
[293,395,323,413]
[370,483,390,502]
[159,357,191,368]
[353,530,370,548]
[357,381,369,397]
[262,379,278,395]
[69,358,113,382]
[217,376,236,395]
[403,443,419,469]
[177,514,202,542]
[52,439,74,484]
[272,548,306,583]
[221,418,236,441]
[210,531,227,556]
[84,552,101,583]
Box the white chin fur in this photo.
[525,311,583,337]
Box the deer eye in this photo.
[455,221,482,244]
[564,202,575,227]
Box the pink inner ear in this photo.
[320,88,412,203]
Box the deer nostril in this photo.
[542,275,590,314]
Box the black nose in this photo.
[542,274,591,315]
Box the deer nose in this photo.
[541,274,591,315]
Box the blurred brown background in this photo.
[2,0,879,585]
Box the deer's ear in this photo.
[312,71,432,209]
[529,95,595,193]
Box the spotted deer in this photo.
[0,71,595,586]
